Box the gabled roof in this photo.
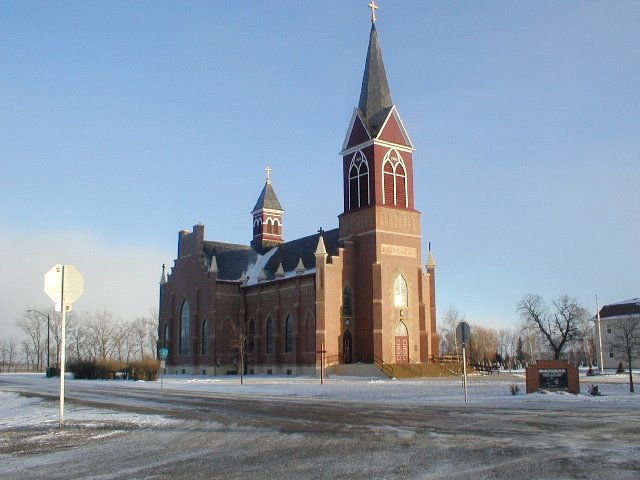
[203,229,340,283]
[202,242,255,281]
[252,181,283,213]
[358,23,393,136]
[599,298,640,319]
[261,229,339,280]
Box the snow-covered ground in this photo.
[1,371,639,480]
[2,369,639,424]
[0,388,174,431]
[119,370,640,410]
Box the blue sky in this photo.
[1,1,638,339]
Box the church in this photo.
[158,6,439,376]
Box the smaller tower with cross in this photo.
[251,166,285,253]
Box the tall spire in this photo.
[358,17,393,135]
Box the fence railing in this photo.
[374,354,393,378]
[433,354,462,364]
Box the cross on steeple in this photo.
[265,165,272,184]
[368,0,379,23]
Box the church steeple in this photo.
[358,22,393,136]
[340,7,416,216]
[251,166,284,253]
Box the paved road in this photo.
[1,376,639,479]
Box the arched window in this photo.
[348,151,370,210]
[273,219,281,236]
[395,162,407,207]
[201,318,209,355]
[349,164,359,209]
[285,315,295,353]
[383,150,408,207]
[395,321,408,336]
[393,275,408,307]
[247,319,255,353]
[342,287,352,316]
[266,317,274,354]
[163,324,169,349]
[180,300,191,355]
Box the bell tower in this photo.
[337,3,436,365]
[251,166,284,254]
[340,20,416,215]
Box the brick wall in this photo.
[526,360,580,394]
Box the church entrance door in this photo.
[395,336,408,363]
[395,321,409,363]
[343,330,353,364]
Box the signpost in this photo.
[456,321,471,403]
[44,264,84,428]
[159,348,168,389]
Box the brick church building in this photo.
[158,11,439,376]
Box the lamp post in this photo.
[27,309,50,373]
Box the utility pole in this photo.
[596,295,605,374]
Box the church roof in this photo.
[203,228,339,283]
[358,23,393,136]
[252,181,283,213]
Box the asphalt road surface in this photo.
[1,375,639,479]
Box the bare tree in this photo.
[438,307,466,355]
[498,328,518,367]
[611,315,640,393]
[132,317,150,359]
[146,308,160,357]
[17,310,47,371]
[517,294,587,360]
[0,337,18,372]
[84,309,118,360]
[21,339,34,371]
[67,321,90,362]
[121,322,138,362]
[227,320,248,385]
[469,325,499,364]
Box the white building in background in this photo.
[594,298,640,370]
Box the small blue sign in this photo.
[159,348,169,360]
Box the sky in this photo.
[1,1,639,340]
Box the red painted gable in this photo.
[345,114,371,150]
[377,110,411,147]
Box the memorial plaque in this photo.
[539,368,568,390]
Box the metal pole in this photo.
[462,345,468,403]
[59,266,66,429]
[321,342,325,385]
[596,295,605,375]
[47,314,50,372]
